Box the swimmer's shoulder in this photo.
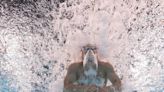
[98,61,114,71]
[67,62,83,71]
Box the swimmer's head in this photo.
[82,44,98,72]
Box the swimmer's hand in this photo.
[99,86,115,92]
[84,85,98,92]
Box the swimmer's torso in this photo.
[74,62,108,87]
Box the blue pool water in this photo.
[0,75,18,92]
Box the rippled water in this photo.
[0,0,164,92]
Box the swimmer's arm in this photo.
[64,64,82,92]
[64,74,85,92]
[105,63,122,92]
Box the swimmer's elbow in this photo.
[117,79,122,87]
[64,83,74,90]
[64,79,74,89]
[113,79,122,92]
